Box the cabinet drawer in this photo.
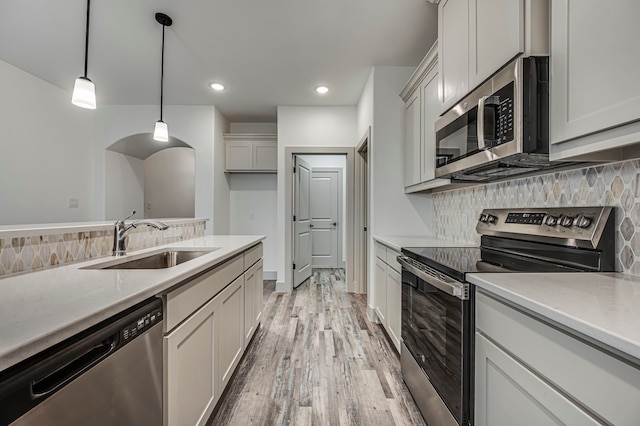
[244,243,262,270]
[374,242,386,261]
[476,290,640,425]
[164,254,243,332]
[386,247,401,273]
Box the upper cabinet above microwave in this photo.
[438,0,549,114]
[549,1,640,162]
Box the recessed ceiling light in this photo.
[210,83,225,91]
[315,85,329,94]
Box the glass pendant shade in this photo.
[72,76,96,109]
[153,120,169,142]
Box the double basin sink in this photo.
[84,248,220,270]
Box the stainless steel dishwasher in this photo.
[0,297,163,425]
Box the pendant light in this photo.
[153,13,173,142]
[72,0,96,109]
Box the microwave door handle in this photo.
[477,95,488,151]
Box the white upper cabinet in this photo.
[401,42,451,193]
[439,0,548,113]
[404,91,421,187]
[469,0,523,89]
[549,0,640,161]
[224,134,277,172]
[439,0,469,113]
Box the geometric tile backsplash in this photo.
[0,220,207,278]
[432,159,640,274]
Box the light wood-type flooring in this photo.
[208,268,426,425]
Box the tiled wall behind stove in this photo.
[432,159,640,274]
[0,221,207,278]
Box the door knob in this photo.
[310,224,314,228]
[332,222,337,227]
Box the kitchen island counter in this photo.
[0,235,264,372]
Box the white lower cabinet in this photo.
[163,243,263,426]
[475,290,640,425]
[244,259,263,344]
[373,241,402,353]
[374,256,387,325]
[164,296,219,426]
[217,275,245,392]
[475,333,599,426]
[385,267,401,352]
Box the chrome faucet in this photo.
[112,210,169,256]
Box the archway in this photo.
[105,133,195,220]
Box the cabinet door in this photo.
[165,297,218,426]
[439,0,469,112]
[404,90,421,187]
[475,333,599,426]
[386,267,401,353]
[225,141,253,171]
[469,0,523,89]
[253,259,263,328]
[551,1,640,146]
[420,66,439,182]
[244,259,263,344]
[217,275,245,392]
[374,256,387,325]
[253,141,277,171]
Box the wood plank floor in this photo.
[208,268,426,425]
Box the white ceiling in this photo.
[0,0,438,122]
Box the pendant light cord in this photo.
[160,23,165,121]
[83,0,91,78]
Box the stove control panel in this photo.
[476,207,613,249]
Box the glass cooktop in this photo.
[401,246,584,282]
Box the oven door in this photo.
[400,258,473,426]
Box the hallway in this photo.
[208,269,425,425]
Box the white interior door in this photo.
[310,168,341,268]
[293,156,312,288]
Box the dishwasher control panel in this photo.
[121,305,163,343]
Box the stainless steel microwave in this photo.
[435,56,571,182]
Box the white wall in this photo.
[229,123,277,134]
[213,109,230,234]
[0,59,97,225]
[371,67,434,236]
[229,174,277,278]
[95,105,219,234]
[144,147,195,219]
[357,66,436,313]
[276,106,357,289]
[105,151,144,220]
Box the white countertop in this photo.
[0,235,264,372]
[468,272,640,362]
[373,235,474,252]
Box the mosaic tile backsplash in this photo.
[0,221,207,278]
[432,159,640,274]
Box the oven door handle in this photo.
[397,256,469,300]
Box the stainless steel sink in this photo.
[84,248,219,270]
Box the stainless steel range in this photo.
[398,207,616,426]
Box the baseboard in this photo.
[263,270,276,280]
[367,305,378,323]
[275,280,290,293]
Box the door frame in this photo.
[355,128,370,296]
[309,166,344,269]
[285,147,355,292]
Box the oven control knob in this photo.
[486,214,497,224]
[559,215,574,228]
[478,213,488,223]
[544,215,558,226]
[575,214,592,229]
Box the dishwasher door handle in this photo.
[31,335,117,397]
